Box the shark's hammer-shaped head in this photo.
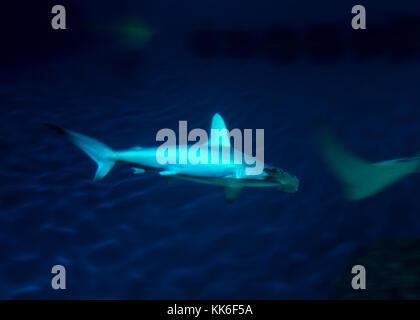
[264,166,299,193]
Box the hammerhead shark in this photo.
[47,114,299,202]
[318,129,420,200]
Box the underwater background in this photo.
[1,0,420,299]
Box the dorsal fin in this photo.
[209,113,231,148]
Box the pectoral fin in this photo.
[224,186,242,203]
[159,170,177,176]
[159,170,178,183]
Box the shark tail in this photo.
[46,124,116,181]
[317,128,420,200]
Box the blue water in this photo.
[2,1,420,299]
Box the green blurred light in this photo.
[113,18,155,48]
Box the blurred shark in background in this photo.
[318,129,420,200]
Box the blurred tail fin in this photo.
[317,129,420,200]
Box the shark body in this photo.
[48,114,299,202]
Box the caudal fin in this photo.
[317,128,420,200]
[46,124,116,181]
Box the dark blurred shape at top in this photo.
[189,15,420,64]
[223,30,257,58]
[386,16,420,62]
[304,24,342,63]
[350,23,388,61]
[263,26,298,64]
[190,29,257,59]
[350,15,420,62]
